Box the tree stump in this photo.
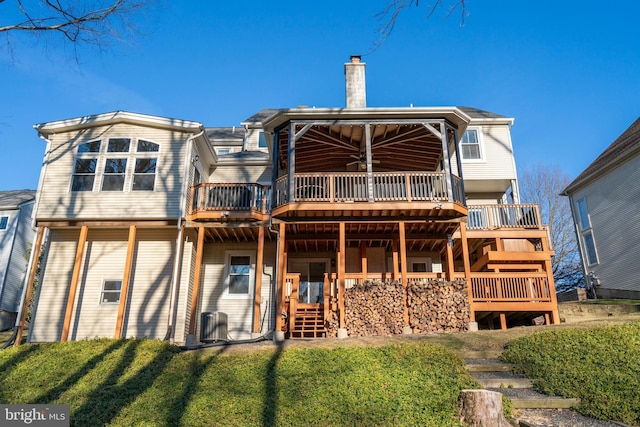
[458,390,510,427]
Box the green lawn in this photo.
[0,339,479,426]
[503,322,640,425]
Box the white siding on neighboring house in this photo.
[36,123,190,221]
[209,164,272,184]
[569,154,640,294]
[198,242,275,341]
[29,229,78,342]
[3,202,35,312]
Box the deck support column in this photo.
[445,236,455,281]
[15,227,47,346]
[364,123,374,202]
[338,222,346,329]
[115,225,136,339]
[188,226,206,335]
[253,226,265,333]
[275,223,286,333]
[360,241,367,280]
[499,312,507,330]
[61,225,88,342]
[541,234,560,324]
[398,221,409,326]
[392,240,399,280]
[459,223,475,322]
[439,121,454,201]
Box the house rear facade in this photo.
[23,57,559,345]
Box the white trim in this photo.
[222,250,256,300]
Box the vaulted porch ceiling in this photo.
[278,121,456,173]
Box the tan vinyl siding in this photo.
[69,229,128,340]
[209,165,272,184]
[36,123,190,221]
[174,237,195,344]
[29,229,79,342]
[121,228,176,339]
[455,124,517,181]
[199,241,275,341]
[571,154,640,293]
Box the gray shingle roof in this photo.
[563,117,640,194]
[206,127,244,141]
[457,106,508,119]
[0,190,36,209]
[242,109,282,124]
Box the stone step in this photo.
[509,397,581,409]
[476,378,534,389]
[459,350,503,359]
[466,363,515,372]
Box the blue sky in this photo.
[2,1,640,191]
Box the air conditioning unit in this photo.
[200,312,228,343]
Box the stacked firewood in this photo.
[325,310,339,337]
[344,281,406,336]
[407,279,470,333]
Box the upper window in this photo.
[224,251,255,298]
[258,132,267,148]
[576,198,590,230]
[100,280,122,304]
[0,216,8,230]
[217,148,231,155]
[460,128,484,161]
[72,158,97,191]
[70,138,160,193]
[575,198,598,266]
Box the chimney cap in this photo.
[350,55,361,63]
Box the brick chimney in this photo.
[344,55,366,108]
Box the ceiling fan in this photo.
[346,153,380,169]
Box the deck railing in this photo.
[189,183,271,215]
[275,172,464,206]
[466,203,541,230]
[469,272,551,303]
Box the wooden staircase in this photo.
[289,305,326,339]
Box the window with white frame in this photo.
[258,131,267,148]
[224,251,255,297]
[0,216,8,230]
[70,138,160,193]
[460,128,484,161]
[576,198,598,266]
[71,141,101,191]
[100,280,122,304]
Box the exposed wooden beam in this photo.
[188,226,206,335]
[61,225,88,342]
[115,225,136,339]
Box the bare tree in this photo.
[519,164,585,293]
[374,0,468,48]
[0,0,151,58]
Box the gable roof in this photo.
[206,127,244,142]
[457,106,508,119]
[0,190,36,210]
[562,116,640,195]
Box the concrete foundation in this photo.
[337,328,348,339]
[273,330,285,342]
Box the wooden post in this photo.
[360,241,367,281]
[61,225,88,342]
[399,221,409,326]
[14,227,46,346]
[253,226,265,333]
[499,312,507,330]
[541,234,560,324]
[188,226,206,335]
[114,225,137,339]
[338,222,346,328]
[459,223,475,322]
[275,223,286,332]
[445,237,455,281]
[392,240,399,280]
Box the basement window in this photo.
[224,251,255,298]
[100,280,122,304]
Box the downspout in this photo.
[165,128,204,343]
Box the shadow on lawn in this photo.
[262,341,284,427]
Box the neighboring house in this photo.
[0,190,36,331]
[23,57,559,344]
[562,117,640,299]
